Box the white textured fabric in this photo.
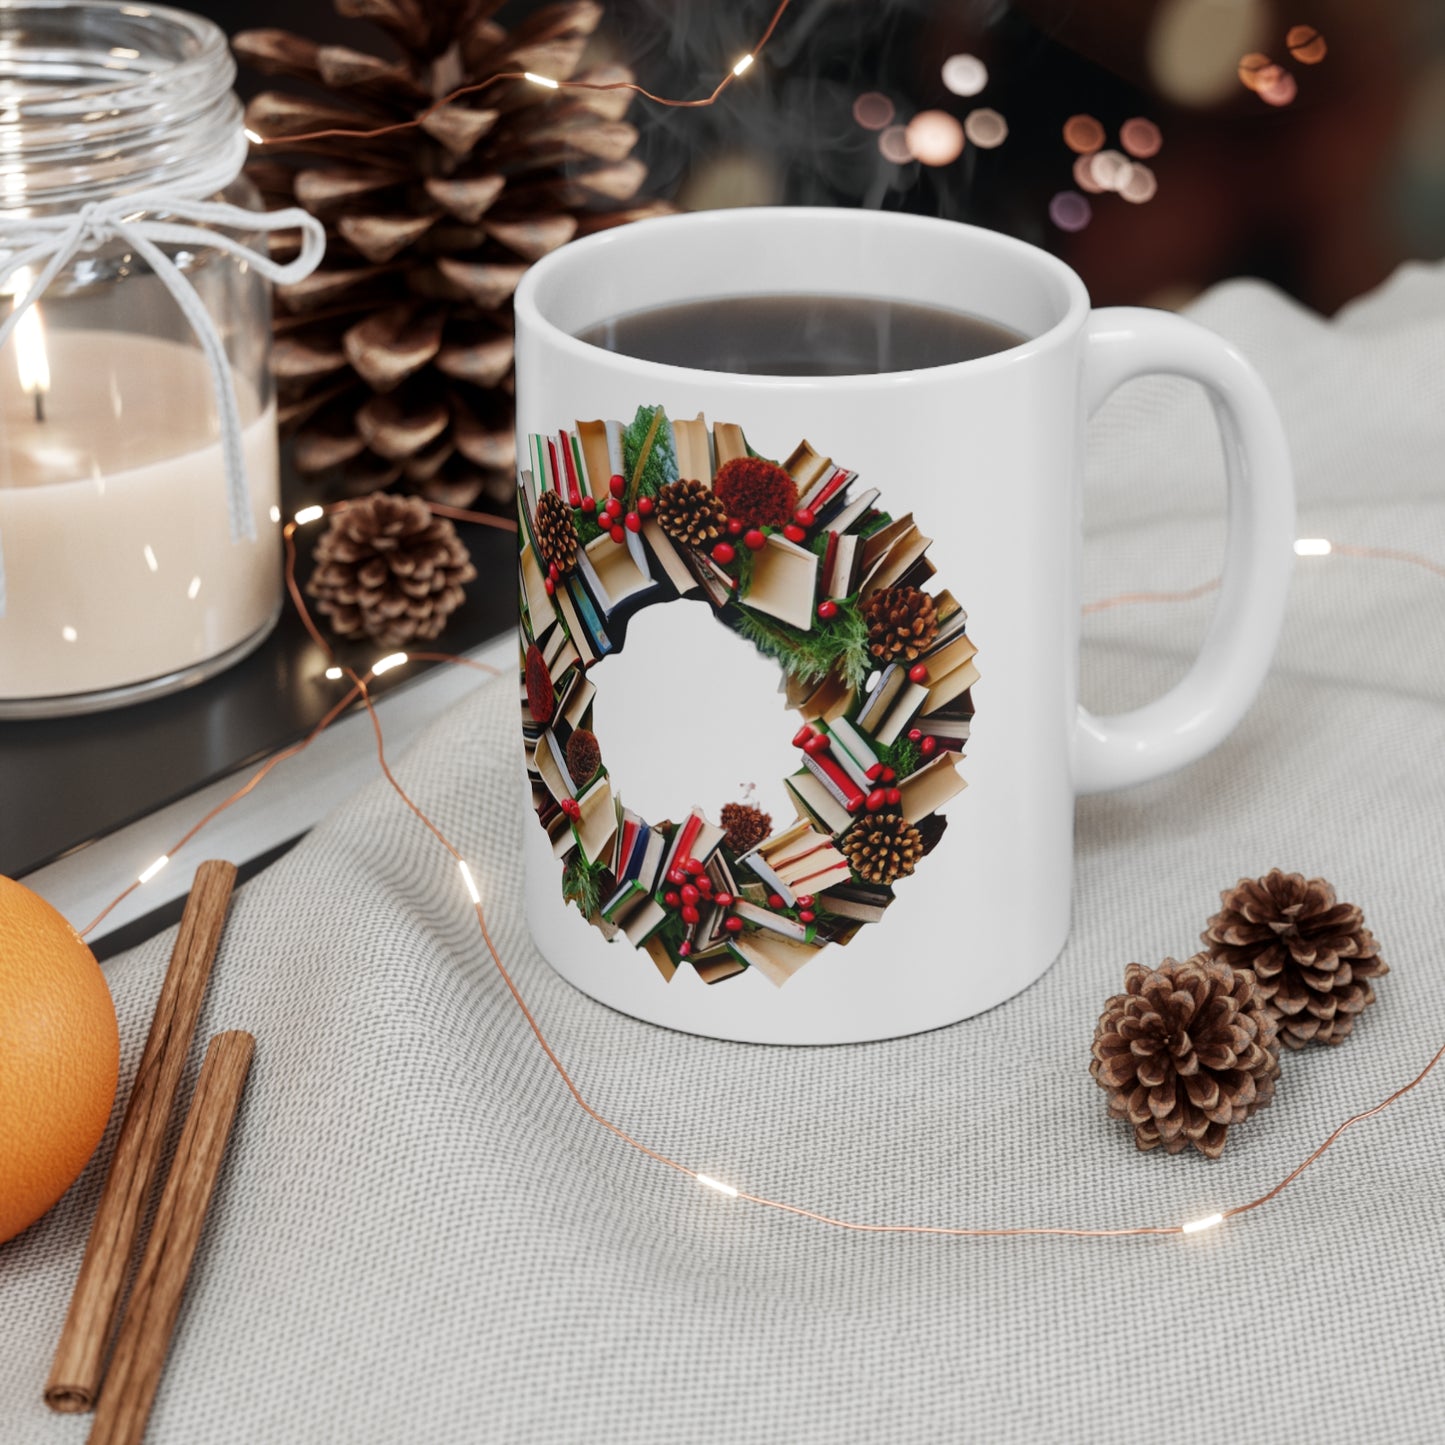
[4,265,1445,1444]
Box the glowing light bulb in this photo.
[696,1173,739,1198]
[524,71,559,89]
[459,860,482,904]
[138,854,170,885]
[372,651,408,676]
[1181,1212,1224,1234]
[294,505,325,525]
[243,127,264,145]
[732,53,754,76]
[1294,538,1332,556]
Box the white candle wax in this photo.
[0,330,281,702]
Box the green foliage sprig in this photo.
[733,598,871,692]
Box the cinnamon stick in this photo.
[87,1032,255,1445]
[46,860,238,1413]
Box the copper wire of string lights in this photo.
[244,0,796,149]
[81,502,1445,1242]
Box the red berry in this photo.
[681,884,700,906]
[682,905,701,925]
[548,561,560,582]
[816,600,839,622]
[796,895,814,909]
[865,762,885,781]
[846,795,865,813]
[625,511,642,533]
[920,736,938,757]
[723,916,744,934]
[885,787,902,806]
[727,518,744,536]
[609,473,626,497]
[664,891,680,908]
[683,857,703,876]
[712,542,736,564]
[695,875,713,895]
[881,767,896,783]
[604,496,623,518]
[744,528,766,551]
[798,910,815,924]
[679,941,693,958]
[794,508,816,528]
[793,724,816,748]
[865,788,887,812]
[783,524,806,544]
[714,892,735,907]
[637,496,654,516]
[561,798,581,821]
[609,524,625,544]
[767,893,785,910]
[580,495,597,514]
[908,663,928,684]
[544,577,555,596]
[803,734,829,756]
[908,728,923,742]
[667,868,687,887]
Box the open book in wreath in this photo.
[518,405,977,990]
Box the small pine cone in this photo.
[534,490,578,577]
[720,802,771,855]
[864,586,938,663]
[712,456,798,529]
[566,728,601,785]
[1091,955,1281,1159]
[842,811,924,886]
[656,478,727,548]
[308,492,476,647]
[1202,870,1388,1049]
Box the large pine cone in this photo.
[656,478,726,549]
[534,490,578,577]
[235,1,668,510]
[841,811,923,886]
[1091,956,1281,1159]
[864,586,938,663]
[307,491,475,646]
[1201,870,1388,1049]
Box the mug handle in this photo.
[1075,307,1295,794]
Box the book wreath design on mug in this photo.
[518,406,977,988]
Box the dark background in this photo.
[205,0,1445,316]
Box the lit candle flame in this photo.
[7,267,50,422]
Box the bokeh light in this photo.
[905,109,965,166]
[1237,52,1273,91]
[1149,0,1269,107]
[1119,164,1159,204]
[853,92,895,131]
[878,125,913,163]
[941,54,988,97]
[1063,114,1106,154]
[1287,24,1327,64]
[963,107,1008,149]
[1119,118,1163,159]
[1073,153,1105,194]
[1257,66,1298,106]
[1049,191,1093,232]
[1088,148,1132,192]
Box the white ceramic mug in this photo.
[512,208,1293,1045]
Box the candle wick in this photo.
[33,390,45,424]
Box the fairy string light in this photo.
[82,501,1445,1242]
[246,0,795,149]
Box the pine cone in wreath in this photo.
[1091,955,1281,1159]
[534,490,578,577]
[720,802,771,855]
[1201,870,1388,1049]
[565,727,600,785]
[842,811,924,886]
[308,492,476,646]
[712,456,798,529]
[656,478,727,549]
[235,2,668,510]
[524,642,554,725]
[864,586,939,663]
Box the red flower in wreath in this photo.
[525,643,555,725]
[713,456,798,529]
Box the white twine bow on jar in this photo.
[0,183,326,617]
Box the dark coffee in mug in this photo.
[576,294,1025,376]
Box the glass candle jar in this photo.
[0,1,288,716]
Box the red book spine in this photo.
[547,438,563,497]
[559,431,582,507]
[813,751,866,811]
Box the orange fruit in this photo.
[0,876,119,1245]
